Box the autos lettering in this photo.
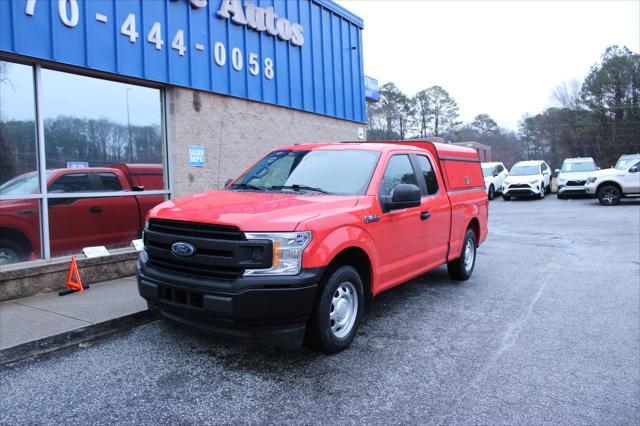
[217,0,305,46]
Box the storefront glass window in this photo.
[0,60,168,266]
[0,61,42,265]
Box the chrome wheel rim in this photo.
[330,281,358,338]
[463,239,475,273]
[0,248,19,266]
[601,189,618,205]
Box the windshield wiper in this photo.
[229,183,265,191]
[271,184,331,194]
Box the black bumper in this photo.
[137,254,322,347]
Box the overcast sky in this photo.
[337,0,640,130]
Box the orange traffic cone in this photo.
[59,256,89,296]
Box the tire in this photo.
[502,194,511,201]
[307,265,364,353]
[487,185,495,201]
[557,192,564,199]
[538,186,545,199]
[0,239,25,266]
[597,185,621,206]
[447,229,477,281]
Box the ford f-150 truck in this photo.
[0,164,164,265]
[137,142,488,353]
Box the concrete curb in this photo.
[0,310,154,367]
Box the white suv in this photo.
[481,162,508,200]
[556,157,598,199]
[585,154,640,205]
[502,160,551,200]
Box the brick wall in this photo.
[167,87,365,197]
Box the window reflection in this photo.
[40,68,165,188]
[0,61,38,194]
[0,200,42,265]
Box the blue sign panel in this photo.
[364,75,379,102]
[0,0,366,123]
[189,145,206,166]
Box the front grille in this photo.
[148,219,244,241]
[148,257,243,281]
[566,180,586,186]
[144,219,272,282]
[510,184,531,189]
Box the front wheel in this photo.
[597,185,621,206]
[306,265,364,353]
[447,229,477,281]
[502,194,511,201]
[0,239,26,266]
[487,185,495,200]
[538,186,545,199]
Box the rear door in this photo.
[623,161,640,193]
[48,172,106,256]
[94,172,141,248]
[414,154,451,269]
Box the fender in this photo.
[447,193,482,261]
[302,224,379,270]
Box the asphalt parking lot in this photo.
[1,195,639,425]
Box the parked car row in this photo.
[482,153,640,205]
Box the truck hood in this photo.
[587,168,625,179]
[149,190,359,231]
[557,170,594,181]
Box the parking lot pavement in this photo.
[1,196,639,425]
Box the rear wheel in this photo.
[597,185,621,206]
[447,229,477,281]
[487,185,495,200]
[307,265,364,353]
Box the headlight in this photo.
[528,179,539,185]
[557,178,566,185]
[587,177,598,184]
[243,231,312,276]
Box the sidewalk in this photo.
[0,276,152,365]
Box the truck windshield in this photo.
[0,172,51,195]
[231,149,380,195]
[561,161,596,172]
[509,165,539,176]
[481,166,492,177]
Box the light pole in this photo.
[125,88,133,162]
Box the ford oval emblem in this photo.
[171,242,196,257]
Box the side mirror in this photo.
[630,166,638,173]
[554,169,560,174]
[382,184,421,212]
[493,171,499,177]
[132,185,145,192]
[224,178,233,188]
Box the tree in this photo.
[471,114,499,135]
[581,45,640,164]
[551,80,582,109]
[366,82,411,140]
[411,86,460,138]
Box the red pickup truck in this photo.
[138,142,488,352]
[0,164,163,265]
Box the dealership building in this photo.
[0,0,367,298]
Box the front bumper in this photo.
[503,183,542,197]
[558,184,588,195]
[137,255,323,347]
[585,182,598,195]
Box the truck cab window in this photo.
[48,173,92,193]
[98,173,123,191]
[416,155,439,195]
[380,155,418,196]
